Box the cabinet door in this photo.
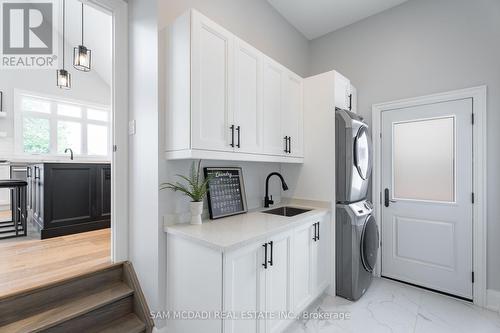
[191,11,234,152]
[266,231,293,333]
[334,71,351,110]
[312,215,330,295]
[350,84,357,113]
[292,221,314,312]
[234,40,263,154]
[262,58,284,156]
[224,241,266,333]
[96,165,111,221]
[282,72,303,157]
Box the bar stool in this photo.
[0,180,28,239]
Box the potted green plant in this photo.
[161,160,211,225]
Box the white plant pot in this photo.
[190,201,203,225]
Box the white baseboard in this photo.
[486,289,500,313]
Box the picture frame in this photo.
[204,167,248,219]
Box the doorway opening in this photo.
[0,0,128,297]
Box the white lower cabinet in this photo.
[166,213,330,333]
[292,214,331,313]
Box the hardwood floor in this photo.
[0,228,111,297]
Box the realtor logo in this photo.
[1,0,58,69]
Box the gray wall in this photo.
[158,0,310,77]
[309,0,500,291]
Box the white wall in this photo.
[128,0,162,314]
[308,0,500,291]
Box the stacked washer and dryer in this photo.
[335,108,379,301]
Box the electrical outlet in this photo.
[128,120,136,135]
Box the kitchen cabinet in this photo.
[190,11,233,152]
[30,163,110,239]
[166,210,330,333]
[166,9,304,163]
[262,58,284,156]
[350,84,357,113]
[234,39,263,154]
[282,72,303,157]
[292,214,330,313]
[334,71,351,111]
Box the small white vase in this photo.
[190,201,203,225]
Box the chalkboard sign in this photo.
[204,167,247,219]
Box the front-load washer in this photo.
[336,200,379,301]
[335,108,372,203]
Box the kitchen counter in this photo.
[164,202,330,252]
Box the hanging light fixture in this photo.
[73,2,91,71]
[57,0,71,89]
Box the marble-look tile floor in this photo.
[285,278,500,333]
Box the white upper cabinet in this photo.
[350,84,358,114]
[262,58,285,156]
[282,72,303,157]
[166,9,304,163]
[234,40,263,155]
[334,71,351,111]
[191,12,234,151]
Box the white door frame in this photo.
[371,86,487,306]
[87,0,129,262]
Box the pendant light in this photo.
[73,2,91,71]
[57,0,71,89]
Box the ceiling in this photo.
[267,0,409,40]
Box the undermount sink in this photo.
[263,206,311,217]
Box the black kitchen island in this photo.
[27,163,111,239]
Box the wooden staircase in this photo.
[0,262,154,333]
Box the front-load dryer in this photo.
[336,200,379,301]
[335,108,372,203]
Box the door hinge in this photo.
[472,113,475,125]
[472,192,475,204]
[472,271,475,283]
[113,145,117,152]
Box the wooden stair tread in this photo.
[0,282,134,332]
[96,313,146,333]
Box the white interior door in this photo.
[381,98,473,299]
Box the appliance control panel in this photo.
[349,200,373,217]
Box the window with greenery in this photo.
[15,91,110,157]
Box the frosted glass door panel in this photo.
[393,117,455,202]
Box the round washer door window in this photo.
[361,215,379,272]
[354,126,372,180]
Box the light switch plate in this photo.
[128,120,136,135]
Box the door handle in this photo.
[349,94,352,111]
[268,241,273,266]
[262,243,268,269]
[230,125,235,147]
[384,188,397,207]
[236,126,241,148]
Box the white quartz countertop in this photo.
[164,204,330,252]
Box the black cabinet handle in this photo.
[316,222,320,241]
[27,167,31,178]
[284,136,288,153]
[34,166,39,179]
[313,223,317,241]
[262,243,268,269]
[230,125,235,147]
[288,137,292,154]
[268,241,274,266]
[236,126,241,148]
[349,94,353,111]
